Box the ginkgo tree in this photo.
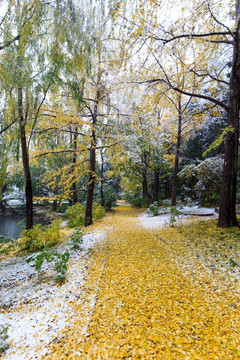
[0,0,53,228]
[0,0,89,228]
[28,0,120,226]
[113,0,239,227]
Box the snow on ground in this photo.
[0,230,105,360]
[7,200,25,206]
[138,206,217,229]
[178,206,216,216]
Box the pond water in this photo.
[0,215,25,240]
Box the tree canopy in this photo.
[0,0,239,228]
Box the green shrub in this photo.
[26,226,84,284]
[0,235,14,244]
[0,325,9,355]
[93,203,106,219]
[20,221,61,252]
[102,187,118,211]
[65,203,85,227]
[147,201,159,216]
[70,227,83,249]
[45,221,61,247]
[65,202,106,227]
[130,197,143,208]
[169,206,181,226]
[27,247,70,284]
[21,224,46,252]
[127,194,149,208]
[0,242,15,256]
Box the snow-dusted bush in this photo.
[0,324,9,355]
[27,247,70,284]
[179,156,223,205]
[70,227,83,250]
[147,201,159,216]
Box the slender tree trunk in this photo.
[72,127,78,204]
[52,200,57,212]
[85,81,100,226]
[142,168,152,206]
[218,3,240,228]
[100,150,104,207]
[85,127,96,226]
[153,168,160,202]
[18,86,33,230]
[171,99,182,206]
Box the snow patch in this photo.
[179,206,216,216]
[138,206,217,229]
[0,230,105,360]
[137,212,184,229]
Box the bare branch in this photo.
[0,34,20,50]
[28,65,59,148]
[190,69,229,86]
[0,117,18,134]
[33,149,80,158]
[153,31,232,45]
[208,3,234,37]
[171,85,229,111]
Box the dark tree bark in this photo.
[52,200,57,211]
[100,150,104,207]
[171,99,182,206]
[85,126,96,226]
[153,168,160,202]
[142,167,152,206]
[18,85,33,230]
[217,2,240,227]
[217,43,240,224]
[72,127,78,204]
[85,77,101,226]
[17,50,33,230]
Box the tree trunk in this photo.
[153,168,160,202]
[85,79,100,226]
[52,200,57,211]
[217,3,240,228]
[18,86,33,230]
[171,99,182,206]
[72,128,78,204]
[100,150,104,207]
[85,127,96,226]
[142,168,152,206]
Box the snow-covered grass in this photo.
[0,230,105,360]
[138,206,217,229]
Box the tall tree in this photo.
[115,0,238,227]
[0,0,71,228]
[217,0,240,227]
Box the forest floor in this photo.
[1,202,240,359]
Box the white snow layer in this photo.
[138,206,217,229]
[0,230,105,360]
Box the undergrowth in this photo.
[26,226,84,284]
[65,203,106,227]
[0,325,9,355]
[20,221,61,253]
[175,219,240,273]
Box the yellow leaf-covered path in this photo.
[45,204,240,359]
